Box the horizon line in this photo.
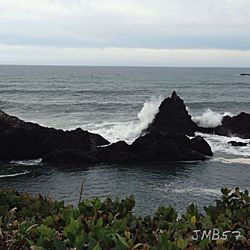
[0,64,250,69]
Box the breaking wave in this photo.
[196,132,250,157]
[192,109,233,128]
[212,157,250,165]
[88,96,163,143]
[10,158,42,166]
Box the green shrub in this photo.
[0,188,249,249]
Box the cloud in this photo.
[0,0,250,50]
[0,0,249,65]
[1,44,250,67]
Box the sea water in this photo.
[0,65,250,214]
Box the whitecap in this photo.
[10,158,42,166]
[212,157,250,165]
[192,109,233,128]
[87,96,163,143]
[196,132,250,157]
[0,170,30,178]
[173,187,221,196]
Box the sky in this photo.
[0,0,250,67]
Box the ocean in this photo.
[0,65,250,215]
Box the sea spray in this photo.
[137,95,163,133]
[196,132,250,157]
[88,96,163,143]
[192,109,233,128]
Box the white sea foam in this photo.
[212,157,250,165]
[85,99,250,159]
[173,187,221,196]
[88,96,163,143]
[196,132,250,157]
[0,170,30,178]
[156,183,222,196]
[192,109,233,128]
[10,158,42,166]
[137,96,163,131]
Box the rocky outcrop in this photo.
[197,112,250,139]
[95,141,140,163]
[0,110,109,161]
[42,149,99,164]
[146,91,250,140]
[219,113,250,139]
[0,92,214,164]
[95,132,212,163]
[146,91,198,136]
[190,136,213,156]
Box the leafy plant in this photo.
[0,188,249,249]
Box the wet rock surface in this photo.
[96,131,212,163]
[146,91,198,136]
[0,110,109,162]
[0,91,218,164]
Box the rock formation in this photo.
[146,91,250,140]
[0,91,215,164]
[0,110,109,161]
[146,91,198,136]
[219,113,250,139]
[196,113,250,139]
[228,141,247,147]
[96,131,212,163]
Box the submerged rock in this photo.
[146,91,198,136]
[228,141,247,147]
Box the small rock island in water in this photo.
[1,91,250,164]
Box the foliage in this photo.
[0,188,249,249]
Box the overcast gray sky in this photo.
[1,0,250,66]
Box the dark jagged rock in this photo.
[130,132,182,161]
[95,141,140,163]
[220,113,250,139]
[134,132,211,161]
[190,136,213,156]
[95,131,211,163]
[148,91,250,140]
[228,141,247,147]
[146,91,198,136]
[0,110,109,162]
[165,133,192,148]
[151,137,181,161]
[198,113,250,139]
[130,132,162,160]
[1,92,214,164]
[200,113,250,139]
[101,140,130,152]
[43,149,98,164]
[178,148,206,161]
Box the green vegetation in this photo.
[0,188,249,249]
